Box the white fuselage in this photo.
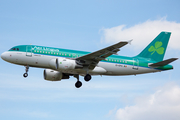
[1,51,160,76]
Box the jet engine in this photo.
[57,58,77,70]
[44,69,70,81]
[49,58,82,70]
[44,69,63,81]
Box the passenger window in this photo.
[17,48,19,51]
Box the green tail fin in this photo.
[137,32,171,62]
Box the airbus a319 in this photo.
[1,32,178,88]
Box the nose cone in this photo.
[1,52,7,61]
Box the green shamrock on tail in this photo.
[148,41,164,55]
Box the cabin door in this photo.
[133,58,139,70]
[26,45,32,57]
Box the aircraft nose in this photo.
[1,52,7,61]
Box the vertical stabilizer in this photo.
[137,32,171,62]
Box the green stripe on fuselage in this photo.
[8,45,173,70]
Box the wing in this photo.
[76,40,131,70]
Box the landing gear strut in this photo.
[74,74,82,88]
[84,74,91,82]
[23,66,29,78]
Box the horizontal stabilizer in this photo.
[149,58,178,67]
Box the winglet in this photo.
[128,39,133,45]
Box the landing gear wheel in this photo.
[23,66,29,78]
[23,73,28,78]
[84,74,91,82]
[75,81,82,88]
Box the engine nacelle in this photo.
[57,58,76,70]
[44,69,63,81]
[49,58,82,70]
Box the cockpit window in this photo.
[9,48,19,51]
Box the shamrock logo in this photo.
[148,41,164,55]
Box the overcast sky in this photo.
[0,0,180,120]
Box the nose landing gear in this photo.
[23,73,28,77]
[23,66,29,78]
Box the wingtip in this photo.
[128,39,133,45]
[174,58,179,60]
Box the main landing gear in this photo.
[74,74,82,88]
[74,74,92,88]
[84,74,91,81]
[23,66,29,78]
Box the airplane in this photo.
[1,32,178,88]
